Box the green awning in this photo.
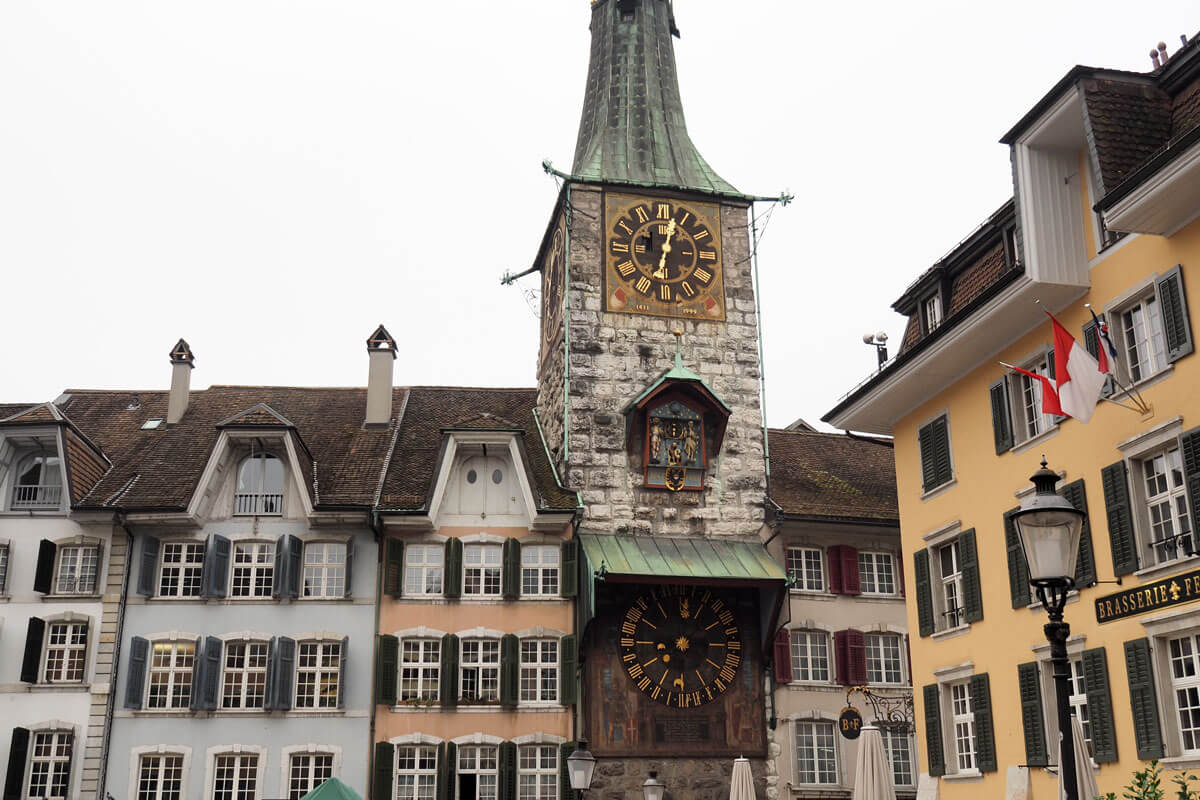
[300,778,363,800]
[579,534,785,584]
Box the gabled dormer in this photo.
[428,418,541,529]
[0,403,110,513]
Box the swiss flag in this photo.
[1007,314,1107,423]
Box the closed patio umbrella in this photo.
[1060,715,1099,800]
[852,726,896,800]
[729,756,755,800]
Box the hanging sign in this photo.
[1095,566,1200,623]
[838,706,863,740]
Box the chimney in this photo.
[1151,48,1162,69]
[365,325,397,428]
[167,339,195,425]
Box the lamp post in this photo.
[642,770,666,800]
[565,741,596,800]
[1011,458,1085,800]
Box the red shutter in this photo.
[827,546,843,594]
[896,551,906,597]
[834,630,849,685]
[848,630,867,685]
[773,628,793,683]
[841,546,861,595]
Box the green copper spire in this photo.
[572,0,739,197]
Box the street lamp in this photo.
[642,771,666,800]
[565,741,596,799]
[1011,458,1085,800]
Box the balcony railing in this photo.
[234,493,283,516]
[11,484,62,509]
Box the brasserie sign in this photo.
[1095,566,1200,623]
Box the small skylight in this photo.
[141,418,164,430]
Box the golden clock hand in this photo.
[653,219,677,279]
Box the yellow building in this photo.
[825,36,1200,800]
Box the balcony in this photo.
[234,493,283,516]
[11,484,62,509]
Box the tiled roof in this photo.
[0,403,63,424]
[218,403,296,428]
[1081,78,1173,196]
[766,429,898,522]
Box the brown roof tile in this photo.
[1081,79,1173,195]
[767,429,898,522]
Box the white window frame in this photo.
[278,745,342,800]
[158,541,205,598]
[301,540,347,599]
[42,620,88,684]
[147,639,196,710]
[205,745,267,800]
[1115,290,1169,385]
[129,745,193,800]
[881,728,916,788]
[10,450,65,510]
[457,744,500,800]
[936,540,965,632]
[517,744,558,800]
[54,543,100,595]
[463,543,502,597]
[520,545,560,597]
[220,639,268,710]
[295,639,342,709]
[285,751,334,800]
[949,681,977,773]
[1004,349,1058,444]
[789,629,831,683]
[26,729,73,800]
[865,632,904,685]
[460,638,501,704]
[785,546,825,592]
[233,452,284,516]
[230,541,275,598]
[404,543,445,596]
[923,293,943,333]
[400,638,441,703]
[520,638,558,704]
[394,742,439,800]
[793,719,838,785]
[135,750,187,800]
[858,551,897,596]
[1168,632,1200,755]
[1136,444,1194,568]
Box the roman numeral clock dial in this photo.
[604,194,725,320]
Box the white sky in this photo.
[1,1,1196,429]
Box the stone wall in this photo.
[589,756,768,800]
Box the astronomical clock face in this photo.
[540,219,566,369]
[603,193,725,321]
[619,585,742,708]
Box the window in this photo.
[405,544,444,596]
[521,546,559,596]
[938,541,964,629]
[395,745,438,800]
[159,542,204,597]
[400,639,440,702]
[458,745,499,800]
[231,541,274,598]
[0,543,8,593]
[1169,633,1200,753]
[44,621,87,682]
[950,682,976,772]
[461,639,500,703]
[918,415,953,492]
[518,745,557,800]
[1068,658,1093,757]
[789,631,830,682]
[1140,446,1193,565]
[520,639,558,703]
[234,453,283,515]
[287,752,333,800]
[923,293,942,333]
[55,544,99,594]
[212,752,259,800]
[302,542,347,598]
[148,640,195,709]
[138,752,184,800]
[786,547,824,592]
[858,552,895,595]
[1010,353,1057,442]
[27,730,72,800]
[882,729,915,787]
[463,544,502,596]
[793,720,837,784]
[295,640,341,709]
[1120,295,1168,383]
[11,452,62,509]
[221,641,268,709]
[865,633,903,685]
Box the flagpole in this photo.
[1084,303,1151,414]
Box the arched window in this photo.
[12,452,63,509]
[234,453,284,516]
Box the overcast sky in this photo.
[2,1,1196,429]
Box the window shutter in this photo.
[1101,461,1138,576]
[498,741,516,800]
[1082,647,1118,764]
[203,534,231,597]
[372,741,394,800]
[847,630,866,685]
[272,535,288,599]
[559,634,578,705]
[500,633,520,708]
[840,546,861,595]
[827,546,843,594]
[439,634,459,707]
[444,539,463,599]
[773,628,793,684]
[343,536,355,598]
[1180,427,1200,543]
[1157,265,1194,362]
[4,727,31,800]
[1124,637,1164,759]
[1045,349,1068,425]
[904,635,912,683]
[989,379,1014,454]
[913,551,934,637]
[20,617,46,683]
[188,637,204,711]
[286,534,303,599]
[922,684,945,777]
[384,538,404,597]
[969,673,997,772]
[895,552,905,597]
[502,538,521,600]
[958,529,983,623]
[833,630,850,685]
[137,536,160,597]
[1082,320,1115,398]
[338,635,349,709]
[919,416,952,491]
[33,539,56,594]
[437,741,457,800]
[1003,508,1031,608]
[198,636,222,711]
[1061,479,1097,588]
[124,636,150,709]
[1016,661,1047,767]
[267,636,297,711]
[377,635,399,706]
[560,540,578,598]
[558,741,577,800]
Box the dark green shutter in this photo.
[502,538,521,600]
[437,742,457,800]
[1101,460,1139,576]
[1004,508,1031,608]
[1082,648,1118,763]
[913,550,934,637]
[989,379,1014,454]
[922,683,945,777]
[1061,479,1097,588]
[373,741,394,800]
[958,529,983,623]
[560,634,578,705]
[559,741,577,798]
[1124,638,1164,759]
[560,540,578,598]
[384,538,404,597]
[919,416,953,491]
[969,673,997,772]
[137,536,160,597]
[1017,662,1047,767]
[1083,320,1115,398]
[439,634,459,706]
[1180,427,1200,545]
[444,539,463,598]
[500,634,520,708]
[498,741,516,800]
[377,635,398,706]
[124,636,150,709]
[1157,265,1193,362]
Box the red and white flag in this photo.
[1003,313,1107,424]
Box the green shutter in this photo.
[919,416,953,491]
[958,529,983,624]
[1082,320,1115,398]
[1157,265,1194,362]
[1180,427,1200,545]
[1004,508,1031,608]
[1082,648,1118,764]
[1017,662,1048,767]
[438,741,457,800]
[922,683,945,778]
[444,539,463,598]
[1124,638,1164,759]
[989,379,1014,454]
[373,741,394,800]
[913,551,934,637]
[559,634,578,706]
[377,635,398,706]
[969,673,997,773]
[560,540,579,598]
[1061,479,1097,588]
[500,634,520,708]
[384,538,404,597]
[439,634,459,707]
[498,741,516,800]
[559,741,577,799]
[1101,460,1139,576]
[502,538,521,600]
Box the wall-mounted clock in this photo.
[619,585,741,708]
[603,193,725,321]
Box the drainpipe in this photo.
[101,514,135,798]
[368,510,385,799]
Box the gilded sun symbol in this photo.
[675,636,690,652]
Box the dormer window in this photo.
[12,452,63,509]
[923,294,943,334]
[235,453,284,516]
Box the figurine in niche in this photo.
[667,441,682,465]
[684,421,699,464]
[649,418,663,464]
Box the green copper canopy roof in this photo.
[300,778,363,800]
[579,533,786,584]
[572,0,740,197]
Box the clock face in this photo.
[619,585,742,708]
[540,220,565,369]
[603,193,725,321]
